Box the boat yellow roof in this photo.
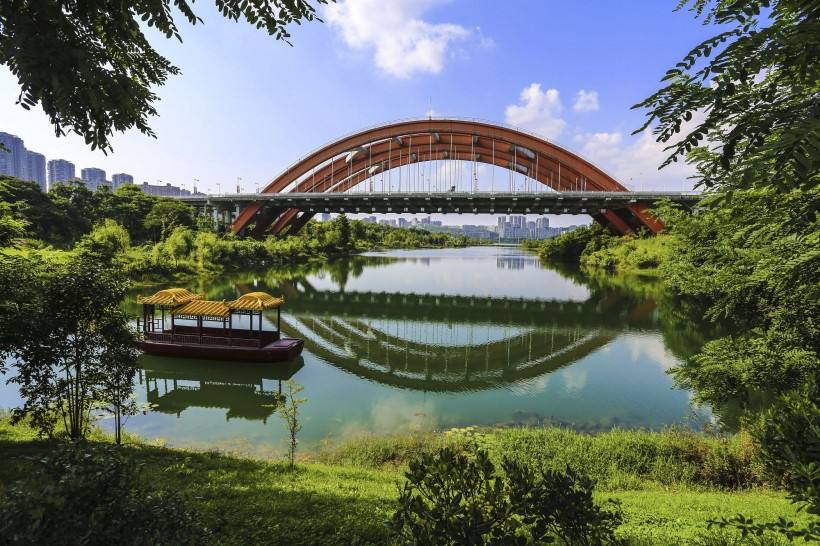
[172,300,230,318]
[228,292,284,311]
[138,288,203,307]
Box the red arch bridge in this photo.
[175,118,700,237]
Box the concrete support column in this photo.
[212,207,220,231]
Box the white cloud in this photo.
[574,128,697,190]
[561,368,588,393]
[575,131,622,159]
[499,83,706,190]
[504,83,567,140]
[573,89,599,112]
[325,0,471,79]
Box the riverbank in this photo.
[523,225,673,276]
[5,217,476,283]
[0,419,807,545]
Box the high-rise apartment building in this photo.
[26,151,46,191]
[112,173,134,189]
[81,167,107,190]
[48,159,76,186]
[0,132,28,180]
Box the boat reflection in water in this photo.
[139,356,303,423]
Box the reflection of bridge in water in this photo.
[278,284,659,328]
[271,285,657,392]
[140,357,303,422]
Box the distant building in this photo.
[321,213,331,222]
[138,182,191,197]
[461,225,498,240]
[25,151,46,191]
[361,216,377,224]
[48,159,76,187]
[496,215,554,240]
[398,218,410,227]
[0,132,29,181]
[81,167,107,190]
[112,173,134,189]
[378,219,397,227]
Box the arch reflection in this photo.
[272,277,658,392]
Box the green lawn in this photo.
[0,420,807,545]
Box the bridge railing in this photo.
[176,189,702,199]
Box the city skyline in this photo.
[2,130,138,193]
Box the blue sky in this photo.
[0,1,713,225]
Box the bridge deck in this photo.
[177,191,699,215]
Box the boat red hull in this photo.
[142,337,303,363]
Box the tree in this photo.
[162,226,195,266]
[110,185,161,243]
[278,380,305,469]
[635,3,820,541]
[335,213,351,250]
[0,176,67,245]
[633,0,819,191]
[0,1,328,152]
[47,180,100,245]
[0,202,28,246]
[78,219,132,258]
[4,249,140,440]
[144,199,194,241]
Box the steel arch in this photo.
[233,118,664,236]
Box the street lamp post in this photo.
[236,176,242,194]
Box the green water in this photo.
[1,247,711,456]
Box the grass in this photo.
[316,426,762,490]
[0,420,809,545]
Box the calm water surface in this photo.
[2,247,710,456]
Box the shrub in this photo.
[0,443,208,545]
[388,444,623,545]
[537,224,615,262]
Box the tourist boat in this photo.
[136,288,304,362]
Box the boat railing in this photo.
[144,331,264,348]
[145,332,173,343]
[200,336,261,348]
[201,335,231,346]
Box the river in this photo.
[1,246,711,456]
